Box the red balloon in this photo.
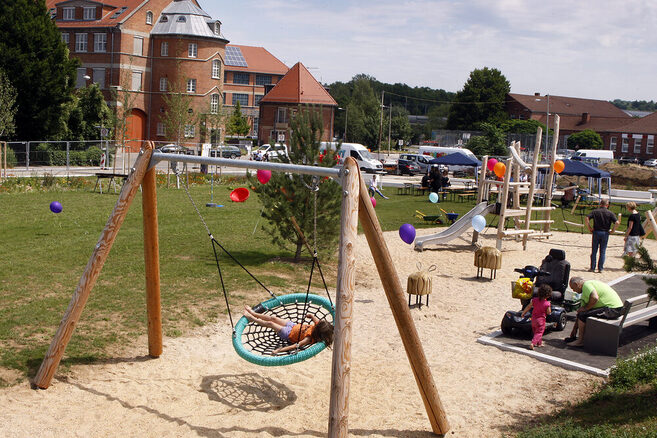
[493,161,506,178]
[229,187,250,202]
[487,158,498,172]
[256,169,271,184]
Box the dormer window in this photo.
[214,22,221,35]
[63,7,75,20]
[160,16,168,22]
[146,11,153,25]
[177,16,186,23]
[83,7,95,20]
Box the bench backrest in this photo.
[619,294,655,327]
[610,189,653,200]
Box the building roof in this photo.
[260,62,337,106]
[534,114,633,134]
[509,93,630,118]
[151,0,226,40]
[613,111,657,134]
[225,45,288,75]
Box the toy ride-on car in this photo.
[501,249,573,336]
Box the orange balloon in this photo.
[493,161,506,178]
[554,160,565,174]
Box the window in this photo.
[622,135,629,153]
[633,135,642,153]
[255,74,271,86]
[75,33,88,52]
[157,122,165,136]
[131,71,142,91]
[233,72,249,85]
[61,33,69,45]
[277,108,288,123]
[188,43,197,58]
[94,33,107,52]
[177,16,186,22]
[159,77,167,92]
[609,136,617,150]
[187,79,196,93]
[92,68,105,89]
[212,59,221,79]
[648,135,654,154]
[161,42,168,56]
[76,68,87,88]
[214,22,221,35]
[184,125,195,137]
[160,16,168,22]
[83,7,95,20]
[63,7,75,20]
[254,95,263,106]
[133,36,143,56]
[146,11,153,25]
[232,93,248,106]
[210,94,220,114]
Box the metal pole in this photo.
[388,104,392,156]
[344,107,348,142]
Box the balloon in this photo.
[429,192,439,203]
[256,169,271,184]
[493,161,506,178]
[371,196,376,208]
[229,187,250,202]
[49,201,63,214]
[399,223,416,245]
[471,215,486,232]
[487,158,498,172]
[554,160,565,174]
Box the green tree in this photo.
[0,0,78,140]
[624,246,657,301]
[110,61,137,155]
[567,129,603,150]
[251,106,341,261]
[500,119,551,135]
[0,69,18,139]
[466,122,507,156]
[225,101,250,138]
[447,67,510,130]
[384,105,412,149]
[160,74,198,147]
[345,77,380,148]
[65,84,113,143]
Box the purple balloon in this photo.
[399,223,416,244]
[50,201,63,214]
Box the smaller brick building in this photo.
[258,62,337,145]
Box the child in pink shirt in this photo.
[521,284,553,350]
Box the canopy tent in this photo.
[428,152,482,167]
[541,159,611,199]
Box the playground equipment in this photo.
[34,144,450,436]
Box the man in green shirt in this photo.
[566,276,624,347]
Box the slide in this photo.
[414,202,497,251]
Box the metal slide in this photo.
[414,202,496,250]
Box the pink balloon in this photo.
[257,169,271,184]
[371,196,376,208]
[487,158,498,172]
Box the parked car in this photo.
[618,156,640,165]
[210,145,241,159]
[399,153,432,174]
[397,158,421,175]
[157,144,194,155]
[643,158,657,167]
[252,143,288,161]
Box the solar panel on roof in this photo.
[225,46,248,67]
[110,6,127,19]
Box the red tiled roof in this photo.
[509,93,629,118]
[225,45,288,75]
[534,114,633,133]
[613,111,657,134]
[260,62,337,106]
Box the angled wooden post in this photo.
[328,157,359,437]
[142,164,162,357]
[34,142,155,389]
[356,168,450,435]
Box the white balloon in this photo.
[471,215,486,232]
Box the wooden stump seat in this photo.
[474,246,502,279]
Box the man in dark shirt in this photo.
[585,199,620,272]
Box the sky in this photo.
[203,0,657,102]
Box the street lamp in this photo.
[338,107,348,141]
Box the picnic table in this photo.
[94,172,129,194]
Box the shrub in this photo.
[86,146,103,166]
[3,145,17,168]
[608,347,657,390]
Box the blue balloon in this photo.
[399,223,416,244]
[429,192,439,203]
[471,215,486,232]
[50,201,63,214]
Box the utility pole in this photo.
[377,91,384,154]
[388,104,392,156]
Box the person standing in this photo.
[623,201,645,257]
[585,199,620,273]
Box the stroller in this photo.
[501,249,572,335]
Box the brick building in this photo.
[258,62,337,145]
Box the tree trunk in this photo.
[294,237,304,262]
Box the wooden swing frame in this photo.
[34,142,449,436]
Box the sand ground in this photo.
[2,228,655,438]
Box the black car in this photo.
[618,156,640,165]
[397,158,421,175]
[210,146,241,159]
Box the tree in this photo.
[0,69,18,139]
[251,106,342,261]
[447,67,510,130]
[160,74,198,147]
[0,0,78,140]
[110,61,137,154]
[225,101,250,138]
[466,122,507,157]
[567,129,603,150]
[384,105,412,149]
[65,84,113,143]
[345,77,380,148]
[500,119,550,135]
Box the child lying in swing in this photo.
[243,306,334,354]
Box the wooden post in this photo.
[328,157,359,437]
[543,115,560,233]
[34,142,155,389]
[496,157,513,250]
[0,141,4,181]
[646,210,657,240]
[142,165,162,357]
[522,130,542,249]
[355,165,450,435]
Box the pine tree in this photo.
[226,102,250,138]
[251,106,341,262]
[0,69,18,139]
[624,247,657,301]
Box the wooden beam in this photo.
[328,157,359,437]
[34,142,155,389]
[142,165,162,357]
[355,165,450,435]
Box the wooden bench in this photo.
[584,294,657,356]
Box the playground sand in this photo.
[2,229,656,437]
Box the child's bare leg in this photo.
[245,306,289,326]
[243,308,286,332]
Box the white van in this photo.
[323,142,383,173]
[571,149,613,164]
[252,143,288,161]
